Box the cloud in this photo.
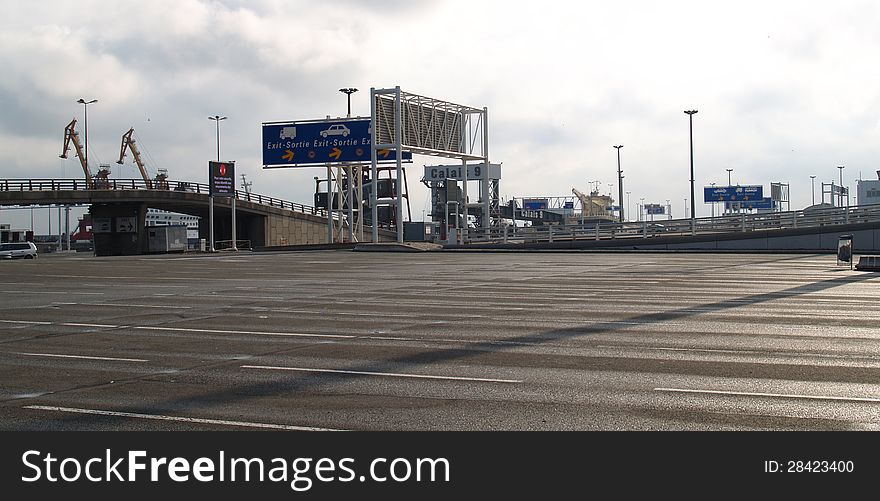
[2,0,880,227]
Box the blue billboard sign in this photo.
[703,185,763,202]
[262,119,411,167]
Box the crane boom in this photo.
[117,128,152,188]
[60,119,94,188]
[572,187,614,220]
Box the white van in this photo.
[0,242,38,259]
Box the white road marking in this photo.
[133,326,355,339]
[61,322,121,328]
[242,365,523,384]
[0,319,52,325]
[23,405,342,431]
[80,303,192,309]
[0,291,104,295]
[601,345,880,361]
[654,387,880,403]
[193,294,285,300]
[15,352,148,363]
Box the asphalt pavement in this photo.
[0,250,877,430]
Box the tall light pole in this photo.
[77,98,97,173]
[339,88,358,118]
[208,115,227,161]
[626,191,631,222]
[684,110,698,232]
[809,175,816,206]
[208,115,227,253]
[710,182,716,218]
[613,145,624,222]
[837,165,845,207]
[726,168,733,186]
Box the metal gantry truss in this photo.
[371,86,492,243]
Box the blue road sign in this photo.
[523,199,548,210]
[645,204,665,215]
[729,197,775,210]
[704,185,763,202]
[262,118,411,167]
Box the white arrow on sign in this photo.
[116,217,136,233]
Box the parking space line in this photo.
[242,364,523,383]
[23,405,342,431]
[654,387,880,403]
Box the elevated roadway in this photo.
[0,179,393,253]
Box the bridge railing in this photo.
[0,178,326,217]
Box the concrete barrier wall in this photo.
[266,213,329,246]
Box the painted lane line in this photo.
[192,294,285,300]
[23,405,342,431]
[0,319,52,325]
[61,322,121,328]
[15,352,149,363]
[0,291,105,295]
[79,303,192,309]
[241,365,523,384]
[654,387,880,404]
[133,326,355,339]
[600,345,880,361]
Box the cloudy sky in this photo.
[2,0,879,232]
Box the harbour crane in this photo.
[117,128,161,189]
[59,119,94,188]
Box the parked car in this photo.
[0,242,38,259]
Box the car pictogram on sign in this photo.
[320,124,350,138]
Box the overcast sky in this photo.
[2,0,880,232]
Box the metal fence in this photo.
[464,204,880,244]
[0,178,325,217]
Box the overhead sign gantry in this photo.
[371,87,492,243]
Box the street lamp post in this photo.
[75,98,96,252]
[625,191,631,222]
[684,110,698,233]
[208,115,227,162]
[613,145,624,222]
[77,98,97,173]
[710,182,716,218]
[837,166,845,207]
[339,88,358,118]
[208,115,228,252]
[809,175,816,206]
[726,168,733,186]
